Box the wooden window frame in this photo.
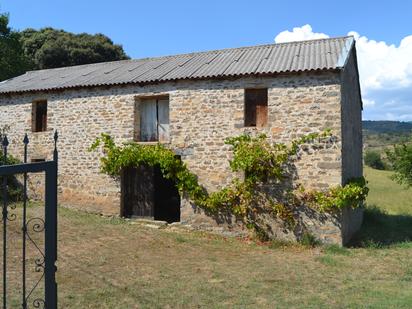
[244,88,268,128]
[138,96,170,143]
[32,100,48,132]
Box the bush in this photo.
[0,151,23,201]
[386,140,412,187]
[364,150,385,170]
[0,127,23,201]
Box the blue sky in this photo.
[2,0,412,121]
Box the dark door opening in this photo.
[121,164,180,223]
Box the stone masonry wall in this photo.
[340,48,364,243]
[0,71,357,244]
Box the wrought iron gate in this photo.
[1,132,58,309]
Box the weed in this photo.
[175,235,188,243]
[315,255,338,266]
[299,232,320,248]
[268,239,292,249]
[323,244,350,256]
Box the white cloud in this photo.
[363,99,376,107]
[274,24,329,43]
[350,31,412,93]
[274,25,412,121]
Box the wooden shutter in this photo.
[256,105,268,127]
[41,102,48,131]
[245,89,268,127]
[157,99,169,142]
[140,99,158,141]
[32,100,47,132]
[244,90,257,126]
[32,103,37,132]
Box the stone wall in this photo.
[0,70,361,245]
[341,48,363,183]
[339,47,364,242]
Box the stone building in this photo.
[0,36,363,245]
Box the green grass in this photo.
[315,255,339,267]
[350,167,412,248]
[2,166,412,308]
[364,167,412,214]
[323,244,351,256]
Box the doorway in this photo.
[121,164,180,223]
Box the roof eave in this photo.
[0,68,343,96]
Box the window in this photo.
[139,97,169,142]
[32,100,47,132]
[244,89,268,127]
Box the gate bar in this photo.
[0,161,55,176]
[22,134,28,309]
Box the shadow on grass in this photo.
[350,205,412,248]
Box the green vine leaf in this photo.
[90,130,368,238]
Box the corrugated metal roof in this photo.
[0,36,355,94]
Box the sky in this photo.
[1,0,412,121]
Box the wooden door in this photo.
[121,166,155,218]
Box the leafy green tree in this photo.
[0,13,31,81]
[386,140,412,187]
[364,150,385,170]
[20,28,129,69]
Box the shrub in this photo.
[386,140,412,187]
[0,150,23,201]
[364,150,385,170]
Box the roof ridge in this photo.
[24,36,353,74]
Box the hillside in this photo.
[363,120,412,151]
[363,120,412,134]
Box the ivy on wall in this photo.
[90,131,368,235]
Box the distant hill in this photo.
[363,120,412,134]
[362,121,412,151]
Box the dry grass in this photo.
[0,204,411,308]
[1,168,412,308]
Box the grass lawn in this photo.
[364,166,412,214]
[355,167,412,246]
[2,166,412,308]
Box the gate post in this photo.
[44,131,58,309]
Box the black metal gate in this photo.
[1,132,58,309]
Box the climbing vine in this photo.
[90,131,368,234]
[293,177,368,212]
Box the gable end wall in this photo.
[339,47,364,243]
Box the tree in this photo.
[386,140,412,187]
[364,150,385,170]
[0,13,31,81]
[20,28,129,70]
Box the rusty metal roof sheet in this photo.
[0,36,355,94]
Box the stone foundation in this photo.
[180,195,363,246]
